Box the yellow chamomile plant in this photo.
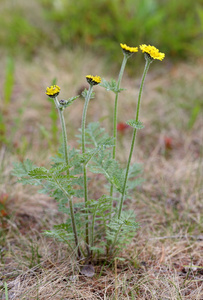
[13,43,165,268]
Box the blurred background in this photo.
[0,0,202,60]
[0,0,202,155]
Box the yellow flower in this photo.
[120,43,138,55]
[139,44,165,61]
[46,85,61,98]
[86,75,101,85]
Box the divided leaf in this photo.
[89,150,125,193]
[12,159,43,186]
[12,159,36,178]
[107,210,139,252]
[81,88,95,99]
[77,122,114,149]
[126,163,144,192]
[126,119,144,129]
[86,195,113,217]
[28,167,51,179]
[100,78,126,94]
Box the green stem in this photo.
[82,86,93,153]
[112,55,128,160]
[81,85,93,255]
[118,58,152,219]
[54,97,69,174]
[4,282,8,300]
[110,55,128,199]
[54,177,82,259]
[109,222,123,254]
[90,206,97,257]
[53,97,82,259]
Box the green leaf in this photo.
[12,159,44,186]
[28,167,51,179]
[128,163,142,178]
[85,122,114,148]
[90,150,125,193]
[43,228,74,244]
[53,147,83,175]
[86,195,113,216]
[126,120,144,129]
[80,149,99,165]
[88,165,104,174]
[89,246,105,254]
[107,211,139,251]
[127,178,145,191]
[81,88,95,99]
[127,163,144,190]
[77,122,114,149]
[12,159,36,177]
[100,78,125,94]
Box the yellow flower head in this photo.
[120,43,138,56]
[86,75,101,85]
[46,85,61,98]
[139,44,165,61]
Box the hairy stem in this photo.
[118,58,152,219]
[110,55,128,203]
[54,177,82,259]
[53,97,82,259]
[81,85,93,255]
[54,97,69,174]
[90,205,97,257]
[112,55,128,161]
[109,222,123,254]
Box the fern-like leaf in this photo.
[126,163,144,192]
[126,120,144,129]
[107,210,139,253]
[12,159,36,177]
[77,122,114,149]
[89,150,125,193]
[81,88,95,99]
[100,78,126,94]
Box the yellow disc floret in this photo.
[120,43,138,54]
[46,85,61,98]
[139,44,165,61]
[86,75,101,85]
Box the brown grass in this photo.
[0,50,202,299]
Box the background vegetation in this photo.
[0,0,203,60]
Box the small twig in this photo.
[149,234,203,241]
[159,244,165,264]
[114,257,118,300]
